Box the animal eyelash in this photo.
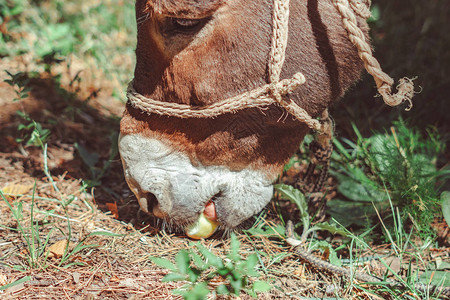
[171,17,201,29]
[166,16,211,34]
[137,13,151,27]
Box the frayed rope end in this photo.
[378,77,416,111]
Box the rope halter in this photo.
[127,0,415,135]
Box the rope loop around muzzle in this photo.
[128,72,325,130]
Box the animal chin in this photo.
[118,133,275,232]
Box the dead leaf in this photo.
[6,282,24,293]
[2,184,33,198]
[72,272,81,284]
[293,265,306,279]
[384,256,401,274]
[322,248,330,261]
[119,278,138,288]
[47,240,76,258]
[106,202,119,219]
[0,273,7,285]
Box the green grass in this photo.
[150,234,272,299]
[0,127,120,270]
[1,0,136,99]
[1,187,104,270]
[1,0,448,298]
[1,185,53,269]
[328,119,449,239]
[272,181,449,298]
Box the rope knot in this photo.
[316,110,333,146]
[269,72,306,103]
[266,72,323,133]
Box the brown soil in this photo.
[0,67,448,300]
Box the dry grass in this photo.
[0,46,448,300]
[1,130,448,299]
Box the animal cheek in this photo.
[213,178,274,228]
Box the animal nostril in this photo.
[141,192,169,219]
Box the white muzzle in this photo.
[118,133,274,230]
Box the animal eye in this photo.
[169,17,203,31]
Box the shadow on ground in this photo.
[0,73,157,230]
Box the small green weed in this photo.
[1,0,135,98]
[0,144,120,270]
[3,70,52,147]
[0,185,52,269]
[1,187,120,269]
[275,184,348,241]
[329,119,449,239]
[150,234,271,299]
[15,111,51,147]
[3,70,30,102]
[74,132,119,188]
[273,184,349,267]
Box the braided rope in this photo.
[127,0,415,134]
[349,0,372,18]
[332,0,415,110]
[269,0,289,83]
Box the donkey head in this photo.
[119,0,366,235]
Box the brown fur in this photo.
[149,0,224,18]
[122,0,368,178]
